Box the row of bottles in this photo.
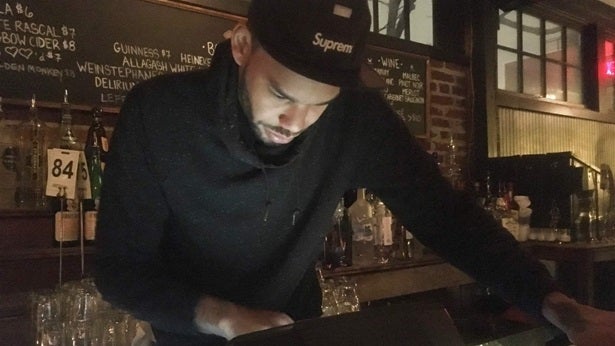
[0,93,108,246]
[473,171,615,243]
[322,188,420,270]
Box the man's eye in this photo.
[272,91,286,100]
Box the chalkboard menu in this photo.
[364,46,428,136]
[0,0,241,110]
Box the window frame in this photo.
[496,9,585,104]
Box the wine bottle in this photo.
[84,105,108,168]
[53,186,80,247]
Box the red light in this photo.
[607,61,615,77]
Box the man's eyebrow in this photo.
[270,82,338,106]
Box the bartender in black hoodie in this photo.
[95,0,615,345]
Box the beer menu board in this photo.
[0,0,239,109]
[364,46,428,136]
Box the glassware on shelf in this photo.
[443,136,463,190]
[29,278,141,346]
[319,279,339,317]
[332,277,360,314]
[574,190,598,243]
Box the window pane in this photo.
[523,56,542,96]
[567,28,582,66]
[546,62,563,100]
[377,0,404,38]
[410,0,433,45]
[370,0,433,45]
[498,10,517,49]
[498,49,518,91]
[545,21,562,61]
[567,67,583,103]
[522,14,541,55]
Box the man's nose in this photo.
[279,104,310,133]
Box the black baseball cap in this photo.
[248,0,385,88]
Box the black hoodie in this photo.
[95,41,557,344]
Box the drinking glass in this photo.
[333,277,360,314]
[320,279,339,317]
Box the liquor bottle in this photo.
[340,198,353,266]
[499,182,519,240]
[323,198,348,269]
[348,188,374,266]
[0,98,18,209]
[56,90,80,150]
[16,95,48,210]
[84,105,108,168]
[83,105,107,243]
[83,135,103,245]
[374,200,393,264]
[49,90,81,217]
[51,91,81,246]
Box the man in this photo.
[95,0,615,344]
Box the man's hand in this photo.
[542,292,615,345]
[194,295,294,340]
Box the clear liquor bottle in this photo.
[348,188,375,266]
[16,95,48,210]
[374,201,393,264]
[56,90,80,150]
[51,90,81,246]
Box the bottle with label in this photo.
[348,188,375,266]
[16,95,48,210]
[83,135,103,245]
[49,90,82,214]
[84,105,108,168]
[53,186,80,247]
[374,200,393,264]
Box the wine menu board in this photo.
[0,0,240,109]
[364,46,428,136]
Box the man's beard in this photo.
[237,72,300,146]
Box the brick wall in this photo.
[426,60,471,184]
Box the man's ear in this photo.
[230,24,253,66]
